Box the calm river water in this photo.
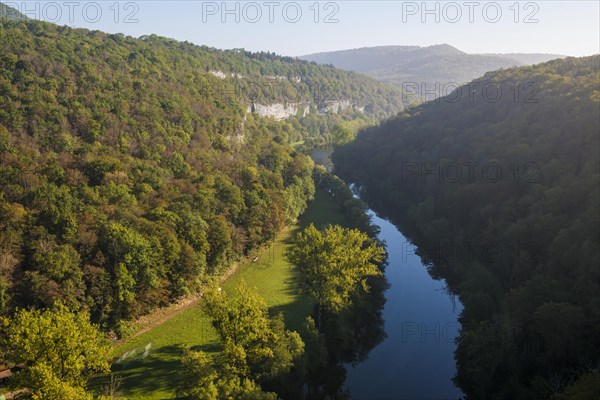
[311,148,464,400]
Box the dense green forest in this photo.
[334,56,600,398]
[0,16,398,333]
[0,13,401,398]
[0,17,405,147]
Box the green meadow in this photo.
[93,189,348,399]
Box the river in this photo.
[310,147,464,400]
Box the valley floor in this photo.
[92,189,349,400]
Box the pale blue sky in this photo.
[9,1,600,56]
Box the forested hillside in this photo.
[0,3,27,21]
[2,15,406,144]
[0,16,400,334]
[334,56,600,398]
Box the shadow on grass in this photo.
[270,189,349,331]
[269,266,312,331]
[190,341,222,353]
[297,189,350,231]
[92,344,188,400]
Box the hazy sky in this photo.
[9,1,600,56]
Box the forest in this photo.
[334,56,600,398]
[0,18,320,334]
[0,15,396,399]
[0,16,405,329]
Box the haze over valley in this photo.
[300,44,565,99]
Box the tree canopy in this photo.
[0,305,111,399]
[288,224,385,314]
[0,18,332,331]
[182,282,304,399]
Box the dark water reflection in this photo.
[310,146,335,173]
[344,211,463,400]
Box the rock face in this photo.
[206,69,367,120]
[264,75,302,83]
[318,100,353,115]
[247,99,363,120]
[226,115,247,144]
[209,70,244,79]
[248,102,310,121]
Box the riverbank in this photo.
[93,189,348,399]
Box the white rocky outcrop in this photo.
[247,102,310,121]
[318,100,354,115]
[209,70,244,79]
[263,75,302,83]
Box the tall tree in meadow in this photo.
[287,224,385,330]
[181,281,304,399]
[202,281,304,381]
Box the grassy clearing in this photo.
[298,189,350,230]
[93,189,346,400]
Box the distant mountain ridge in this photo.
[478,52,567,65]
[300,44,565,100]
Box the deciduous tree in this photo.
[287,224,384,329]
[0,305,111,399]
